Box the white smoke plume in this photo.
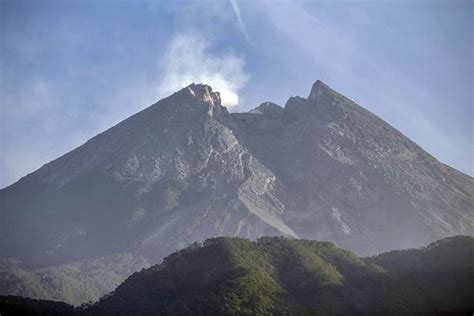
[157,33,248,107]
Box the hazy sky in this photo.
[1,0,472,188]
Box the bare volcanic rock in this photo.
[231,80,473,254]
[1,80,472,268]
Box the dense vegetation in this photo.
[1,236,473,315]
[0,253,149,306]
[86,235,474,315]
[0,295,74,316]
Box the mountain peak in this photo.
[174,83,222,105]
[1,78,472,273]
[164,83,227,118]
[248,102,283,118]
[308,80,331,101]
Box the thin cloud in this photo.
[228,0,249,41]
[251,1,473,176]
[157,33,249,107]
[0,77,160,188]
[0,78,77,187]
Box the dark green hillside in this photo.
[367,235,474,315]
[0,253,149,306]
[1,236,472,315]
[0,295,74,316]
[82,236,474,316]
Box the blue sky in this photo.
[0,0,472,188]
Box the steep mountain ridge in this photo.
[1,80,472,271]
[230,80,473,253]
[1,84,295,268]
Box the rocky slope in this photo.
[1,80,472,270]
[231,81,473,254]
